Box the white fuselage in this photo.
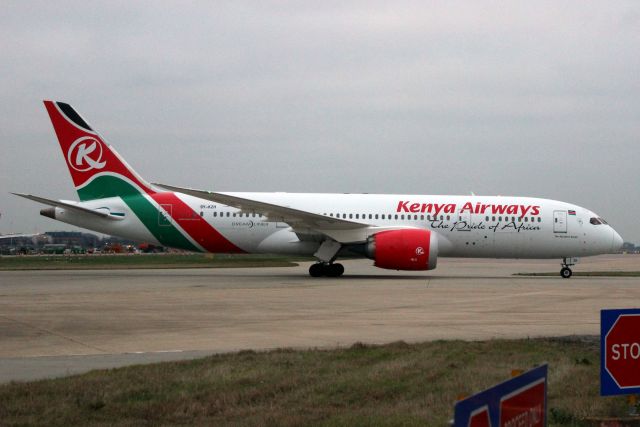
[51,192,622,260]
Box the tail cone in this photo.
[40,207,55,219]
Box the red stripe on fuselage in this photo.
[151,192,244,253]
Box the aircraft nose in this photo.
[611,229,624,252]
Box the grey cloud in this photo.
[0,1,638,242]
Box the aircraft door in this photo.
[553,210,567,233]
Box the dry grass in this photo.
[0,253,305,270]
[0,338,631,426]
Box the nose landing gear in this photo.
[309,262,345,277]
[560,267,572,279]
[560,257,578,279]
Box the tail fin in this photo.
[43,101,156,201]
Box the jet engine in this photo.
[365,229,438,271]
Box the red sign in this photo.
[454,365,547,426]
[499,378,545,427]
[469,406,491,427]
[604,314,640,389]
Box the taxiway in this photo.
[0,255,638,382]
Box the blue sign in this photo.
[601,308,640,396]
[454,364,547,427]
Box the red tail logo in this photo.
[67,136,106,172]
[44,100,154,195]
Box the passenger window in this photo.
[213,212,217,217]
[349,214,353,219]
[401,215,404,220]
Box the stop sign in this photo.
[601,309,640,396]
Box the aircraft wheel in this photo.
[560,267,572,279]
[309,263,324,277]
[326,263,344,277]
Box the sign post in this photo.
[601,308,640,396]
[454,364,547,427]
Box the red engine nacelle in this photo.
[365,229,438,271]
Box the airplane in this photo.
[13,101,623,278]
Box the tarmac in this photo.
[0,254,638,383]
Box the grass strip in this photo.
[0,337,632,426]
[0,254,310,270]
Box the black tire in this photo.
[309,263,324,277]
[323,263,345,277]
[325,263,340,277]
[560,267,572,279]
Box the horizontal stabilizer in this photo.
[11,193,119,220]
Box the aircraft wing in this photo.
[12,193,117,220]
[154,184,411,243]
[155,183,365,229]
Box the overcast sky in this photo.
[1,1,639,243]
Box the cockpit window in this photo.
[590,217,609,225]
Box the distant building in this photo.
[1,231,153,254]
[45,231,100,249]
[621,242,639,254]
[0,234,50,254]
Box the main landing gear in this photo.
[309,262,345,277]
[560,257,578,279]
